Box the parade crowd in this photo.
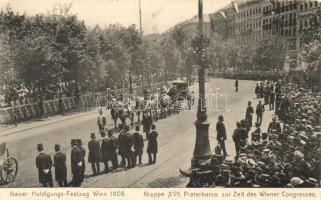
[35,107,159,187]
[188,78,321,188]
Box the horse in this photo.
[159,94,171,118]
[110,100,135,129]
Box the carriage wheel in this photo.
[1,157,18,183]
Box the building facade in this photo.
[209,0,321,69]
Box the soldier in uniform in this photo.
[256,100,265,125]
[147,124,158,164]
[97,108,107,133]
[88,133,100,176]
[35,144,53,187]
[245,101,254,128]
[216,115,228,156]
[133,125,144,165]
[70,139,83,187]
[53,144,67,187]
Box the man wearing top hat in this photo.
[70,139,83,187]
[133,125,144,165]
[53,144,67,187]
[77,139,86,183]
[88,133,101,176]
[147,124,158,164]
[35,144,53,187]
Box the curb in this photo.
[0,110,97,137]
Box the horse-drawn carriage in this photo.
[0,142,18,183]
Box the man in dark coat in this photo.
[255,83,260,98]
[216,115,228,156]
[133,125,144,165]
[107,130,119,169]
[240,120,249,147]
[142,112,153,140]
[100,131,111,173]
[232,122,242,157]
[36,144,53,187]
[245,101,254,128]
[70,139,83,187]
[118,126,135,168]
[267,116,281,135]
[97,108,107,132]
[235,79,239,92]
[53,144,67,187]
[256,100,265,125]
[77,139,86,183]
[88,133,100,176]
[147,124,158,164]
[269,84,275,110]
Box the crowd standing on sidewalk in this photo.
[188,78,321,188]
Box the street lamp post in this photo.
[191,0,212,168]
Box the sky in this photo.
[0,0,230,34]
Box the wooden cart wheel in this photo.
[1,157,18,183]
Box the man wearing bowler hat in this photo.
[88,133,101,176]
[53,144,67,187]
[36,144,53,187]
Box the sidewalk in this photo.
[0,109,97,137]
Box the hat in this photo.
[90,132,96,139]
[71,139,77,146]
[151,124,156,129]
[37,144,43,151]
[291,177,304,186]
[294,150,304,159]
[305,178,319,186]
[246,159,256,168]
[54,144,60,151]
[263,149,270,154]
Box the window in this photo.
[310,2,313,8]
[315,1,318,7]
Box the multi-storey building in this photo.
[209,0,321,69]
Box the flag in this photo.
[231,0,239,14]
[219,11,227,19]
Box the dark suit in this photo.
[133,131,144,164]
[70,146,83,187]
[100,137,118,171]
[256,104,265,125]
[79,146,86,182]
[88,139,101,175]
[36,152,53,187]
[216,121,227,156]
[53,151,67,187]
[267,122,281,134]
[245,106,254,127]
[232,128,241,156]
[147,131,158,164]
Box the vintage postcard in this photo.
[0,0,320,199]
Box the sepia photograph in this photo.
[0,0,320,190]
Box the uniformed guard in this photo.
[88,133,101,176]
[53,144,67,187]
[35,144,53,187]
[216,115,227,156]
[147,124,158,164]
[70,139,83,187]
[267,116,281,135]
[133,125,144,165]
